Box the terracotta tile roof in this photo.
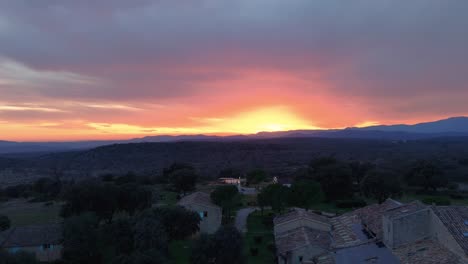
[383,201,428,220]
[178,192,219,209]
[432,205,468,257]
[354,199,402,238]
[0,224,62,248]
[274,208,330,227]
[275,226,332,255]
[393,239,461,264]
[330,214,363,248]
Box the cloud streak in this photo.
[0,0,467,140]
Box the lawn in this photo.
[244,210,276,264]
[401,193,468,206]
[0,199,62,227]
[169,240,192,264]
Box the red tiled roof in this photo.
[432,206,468,257]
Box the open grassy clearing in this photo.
[0,199,62,227]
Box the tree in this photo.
[361,169,402,203]
[166,164,198,195]
[246,169,267,185]
[62,213,101,264]
[117,184,153,216]
[154,207,201,241]
[350,161,374,186]
[61,180,119,223]
[33,177,62,200]
[190,234,216,264]
[211,185,240,221]
[0,215,10,231]
[288,180,324,210]
[133,212,168,253]
[101,218,135,256]
[191,226,245,264]
[405,160,448,191]
[309,158,353,201]
[257,184,290,213]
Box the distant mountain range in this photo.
[1,116,468,154]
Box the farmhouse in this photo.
[0,224,63,262]
[274,200,468,264]
[178,191,222,234]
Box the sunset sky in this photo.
[1,1,468,141]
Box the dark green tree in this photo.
[288,180,324,210]
[33,177,62,200]
[117,184,153,216]
[257,184,290,213]
[309,157,353,201]
[190,226,245,264]
[62,213,101,264]
[165,164,198,195]
[154,206,201,241]
[211,185,240,221]
[361,169,402,203]
[350,161,374,186]
[405,160,448,191]
[246,169,267,185]
[0,215,10,231]
[61,180,119,223]
[133,212,168,253]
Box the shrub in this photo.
[336,199,367,208]
[422,196,451,206]
[262,216,274,228]
[267,243,276,253]
[254,236,263,244]
[0,215,11,231]
[250,248,259,256]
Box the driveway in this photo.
[235,207,258,233]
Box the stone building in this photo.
[178,191,222,234]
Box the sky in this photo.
[1,0,468,141]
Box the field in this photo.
[0,199,62,227]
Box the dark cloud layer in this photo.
[0,0,467,139]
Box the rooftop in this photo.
[383,201,428,220]
[274,208,330,227]
[275,226,332,255]
[335,242,400,264]
[432,205,468,257]
[0,224,62,248]
[177,192,219,209]
[393,239,461,264]
[354,199,402,238]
